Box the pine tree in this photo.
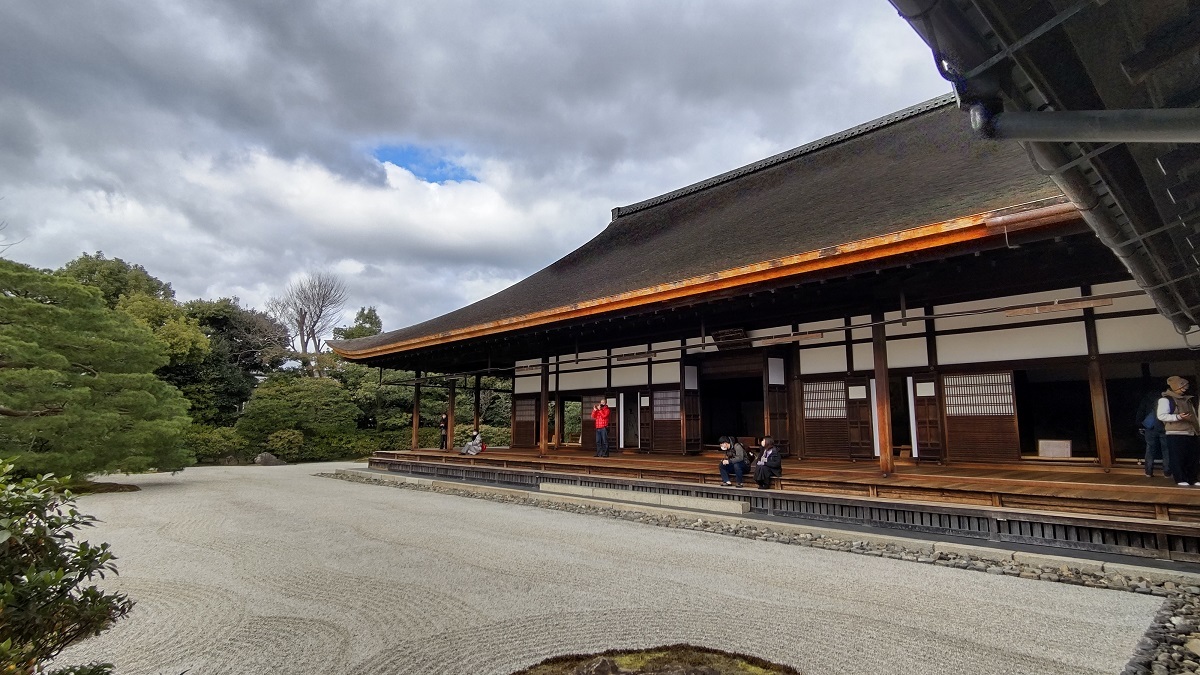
[0,260,193,477]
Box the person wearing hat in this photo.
[1159,376,1200,486]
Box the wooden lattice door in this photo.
[513,396,538,448]
[942,372,1021,462]
[846,378,874,460]
[800,380,850,458]
[911,374,944,463]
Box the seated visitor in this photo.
[753,436,782,489]
[461,430,484,455]
[717,435,749,487]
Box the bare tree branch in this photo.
[266,271,347,376]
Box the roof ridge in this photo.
[610,92,957,220]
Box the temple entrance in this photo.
[701,376,764,444]
[619,392,641,449]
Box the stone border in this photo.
[325,469,1200,675]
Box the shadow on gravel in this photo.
[512,644,802,675]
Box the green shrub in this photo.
[452,424,510,448]
[184,425,250,463]
[0,461,133,675]
[235,376,360,445]
[264,430,305,462]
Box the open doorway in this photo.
[559,396,583,446]
[701,376,764,444]
[620,392,641,449]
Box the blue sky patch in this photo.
[372,144,476,184]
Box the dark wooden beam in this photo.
[872,312,895,476]
[1083,294,1114,471]
[412,369,422,450]
[473,374,482,430]
[539,360,549,456]
[447,378,456,453]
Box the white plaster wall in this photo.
[514,376,540,394]
[887,337,929,368]
[795,318,847,346]
[850,315,871,341]
[936,323,1089,364]
[853,342,873,372]
[652,340,682,361]
[611,365,649,388]
[799,345,848,374]
[935,288,1083,331]
[652,362,681,384]
[558,349,607,372]
[1092,280,1156,315]
[557,370,608,392]
[1096,314,1188,353]
[884,308,926,337]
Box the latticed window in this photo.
[653,390,681,420]
[943,373,1015,416]
[803,381,846,419]
[514,398,537,422]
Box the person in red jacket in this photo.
[591,400,611,457]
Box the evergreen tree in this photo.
[332,306,383,341]
[0,260,192,477]
[56,252,174,309]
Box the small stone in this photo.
[1019,571,1039,579]
[986,566,1005,575]
[574,656,621,675]
[1186,638,1200,657]
[253,452,287,466]
[1040,573,1061,582]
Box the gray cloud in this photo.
[0,1,949,332]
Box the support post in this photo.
[872,313,894,476]
[1083,298,1114,470]
[447,378,456,453]
[411,369,422,451]
[473,374,482,430]
[538,359,549,456]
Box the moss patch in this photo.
[512,644,801,675]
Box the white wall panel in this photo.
[937,323,1088,364]
[799,345,848,374]
[558,349,607,371]
[652,362,680,384]
[557,370,608,391]
[884,308,926,336]
[1092,280,1156,315]
[795,318,847,346]
[651,340,681,361]
[514,376,540,394]
[935,289,1082,331]
[611,365,648,388]
[853,342,873,371]
[850,315,871,340]
[887,337,929,368]
[1097,314,1188,353]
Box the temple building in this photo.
[331,95,1200,562]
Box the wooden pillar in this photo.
[538,359,549,456]
[872,313,895,476]
[553,393,562,449]
[411,369,422,451]
[1083,298,1114,470]
[646,349,655,453]
[447,378,456,452]
[473,374,482,430]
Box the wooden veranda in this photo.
[369,447,1200,563]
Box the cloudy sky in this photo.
[0,1,948,333]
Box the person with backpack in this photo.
[1159,376,1200,486]
[753,436,783,489]
[717,436,749,487]
[438,413,449,451]
[460,429,484,455]
[1137,388,1170,478]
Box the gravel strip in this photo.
[55,464,1161,675]
[330,470,1200,675]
